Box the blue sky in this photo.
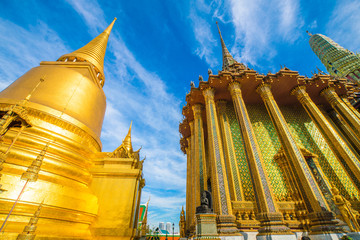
[0,0,359,232]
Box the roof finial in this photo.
[216,21,238,70]
[306,30,313,36]
[57,18,117,85]
[122,121,133,153]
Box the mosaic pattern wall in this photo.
[220,109,242,200]
[225,103,255,201]
[246,104,289,200]
[218,102,359,203]
[281,106,360,200]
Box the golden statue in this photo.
[331,185,360,231]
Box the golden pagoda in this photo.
[179,22,360,240]
[0,18,145,240]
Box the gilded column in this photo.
[133,178,145,237]
[192,104,208,200]
[329,111,360,153]
[307,156,339,215]
[185,139,191,236]
[257,83,338,234]
[341,96,360,120]
[189,121,196,233]
[321,87,360,138]
[202,87,240,236]
[229,82,294,237]
[273,150,301,201]
[292,85,360,192]
[216,100,244,201]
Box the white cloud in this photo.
[229,0,303,66]
[189,2,219,67]
[309,20,317,30]
[326,0,360,52]
[0,19,69,89]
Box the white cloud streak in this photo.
[189,3,219,67]
[326,0,360,52]
[0,19,69,89]
[229,0,303,65]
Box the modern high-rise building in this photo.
[180,23,360,239]
[159,222,165,231]
[166,222,172,234]
[309,32,360,82]
[0,19,145,239]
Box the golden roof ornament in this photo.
[216,21,239,70]
[57,18,117,86]
[122,121,133,153]
[0,77,43,136]
[21,142,51,182]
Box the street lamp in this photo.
[155,227,159,240]
[172,223,174,240]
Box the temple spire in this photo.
[122,121,133,153]
[216,21,238,70]
[58,18,117,84]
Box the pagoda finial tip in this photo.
[122,121,133,153]
[57,18,116,84]
[306,30,312,36]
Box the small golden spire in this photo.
[17,202,43,240]
[122,121,133,153]
[58,18,117,84]
[21,142,51,182]
[306,30,313,36]
[216,21,238,70]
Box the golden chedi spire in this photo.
[58,18,116,86]
[0,19,117,142]
[122,121,133,153]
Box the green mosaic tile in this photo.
[246,104,289,200]
[226,103,255,201]
[281,106,359,200]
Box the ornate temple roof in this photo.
[179,26,359,153]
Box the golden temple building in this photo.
[179,23,360,240]
[0,19,145,240]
